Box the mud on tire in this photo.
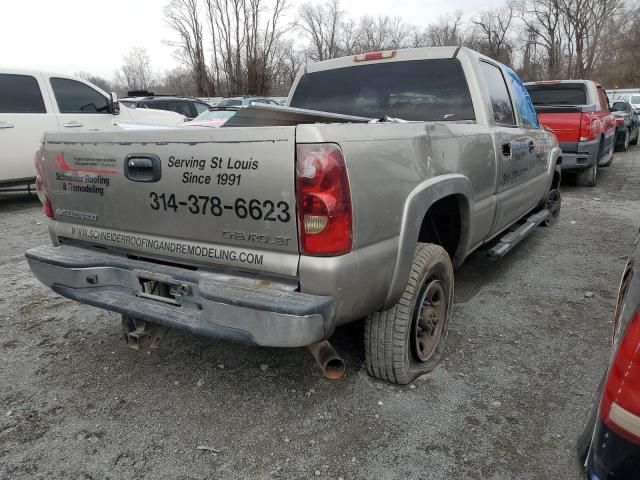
[365,243,453,384]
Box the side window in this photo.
[50,78,110,113]
[165,101,192,117]
[597,87,609,112]
[0,74,46,113]
[480,61,516,126]
[505,68,539,128]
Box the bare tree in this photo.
[165,0,214,96]
[471,4,515,64]
[516,0,564,78]
[425,11,464,46]
[115,47,155,92]
[298,0,344,61]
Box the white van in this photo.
[0,69,186,187]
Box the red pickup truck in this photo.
[525,80,616,187]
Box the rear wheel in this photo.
[365,243,453,384]
[576,161,598,187]
[630,127,639,146]
[616,130,630,152]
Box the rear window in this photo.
[0,74,46,113]
[290,59,475,122]
[217,99,243,107]
[631,95,640,104]
[611,102,627,112]
[526,83,588,106]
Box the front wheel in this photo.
[542,188,561,227]
[365,243,453,384]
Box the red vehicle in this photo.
[525,80,616,187]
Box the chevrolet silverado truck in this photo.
[26,47,562,384]
[525,80,616,187]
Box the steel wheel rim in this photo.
[546,190,560,220]
[412,279,446,363]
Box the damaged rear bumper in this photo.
[25,244,335,347]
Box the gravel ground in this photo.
[1,148,639,480]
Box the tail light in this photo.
[33,143,54,218]
[614,117,625,127]
[600,307,640,443]
[296,144,352,256]
[579,113,598,142]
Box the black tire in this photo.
[365,243,453,384]
[541,188,561,227]
[615,130,630,152]
[630,127,639,146]
[576,161,597,187]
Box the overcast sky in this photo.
[2,0,500,80]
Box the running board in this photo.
[487,209,551,258]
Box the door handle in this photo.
[63,121,83,128]
[528,140,535,153]
[0,122,14,129]
[124,154,161,182]
[502,143,511,158]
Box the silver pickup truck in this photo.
[26,47,562,384]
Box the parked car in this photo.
[182,106,238,128]
[120,95,212,120]
[577,232,640,479]
[618,93,640,114]
[216,96,280,107]
[525,80,616,187]
[26,46,561,384]
[0,70,186,188]
[611,100,640,151]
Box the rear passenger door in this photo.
[596,86,615,154]
[0,73,59,183]
[505,68,550,200]
[479,61,536,233]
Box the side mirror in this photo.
[109,92,120,115]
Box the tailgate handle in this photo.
[125,154,161,182]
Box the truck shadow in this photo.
[0,191,40,212]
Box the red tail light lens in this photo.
[354,50,396,62]
[614,117,625,127]
[296,144,352,256]
[579,113,598,142]
[33,143,54,219]
[600,307,640,443]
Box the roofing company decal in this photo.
[53,152,116,196]
[53,152,118,175]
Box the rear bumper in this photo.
[585,420,640,479]
[25,245,335,347]
[559,140,599,170]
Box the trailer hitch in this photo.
[122,315,170,350]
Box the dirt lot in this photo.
[1,148,639,480]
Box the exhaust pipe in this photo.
[307,340,345,380]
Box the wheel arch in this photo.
[384,174,472,309]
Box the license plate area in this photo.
[134,269,189,306]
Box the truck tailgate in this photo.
[534,105,582,144]
[42,127,299,277]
